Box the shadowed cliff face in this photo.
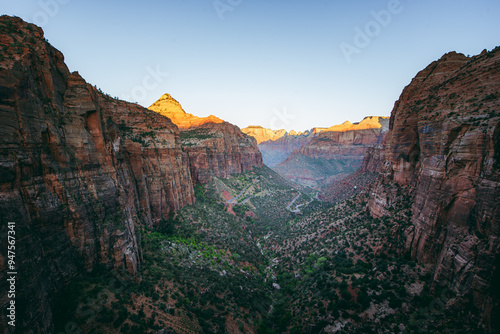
[367,49,500,329]
[0,16,194,332]
[149,95,263,184]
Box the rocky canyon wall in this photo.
[367,49,500,330]
[0,16,194,332]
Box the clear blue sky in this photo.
[2,0,499,131]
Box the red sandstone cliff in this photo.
[367,49,500,330]
[0,16,194,331]
[149,95,263,184]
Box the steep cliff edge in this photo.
[367,49,500,329]
[149,94,263,184]
[274,117,389,188]
[0,16,194,332]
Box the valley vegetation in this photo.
[53,166,484,333]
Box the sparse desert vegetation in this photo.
[51,166,485,333]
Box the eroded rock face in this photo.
[367,49,500,329]
[0,16,194,332]
[149,96,263,184]
[273,117,389,188]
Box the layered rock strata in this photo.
[0,16,194,332]
[367,49,500,330]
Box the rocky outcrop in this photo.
[0,16,194,332]
[273,117,389,188]
[149,93,224,129]
[150,96,263,184]
[367,49,500,330]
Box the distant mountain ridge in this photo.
[241,126,289,144]
[292,116,389,161]
[242,117,388,187]
[242,117,388,169]
[241,126,328,166]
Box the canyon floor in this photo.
[52,166,485,334]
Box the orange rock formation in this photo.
[149,93,224,129]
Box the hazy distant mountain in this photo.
[244,117,389,188]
